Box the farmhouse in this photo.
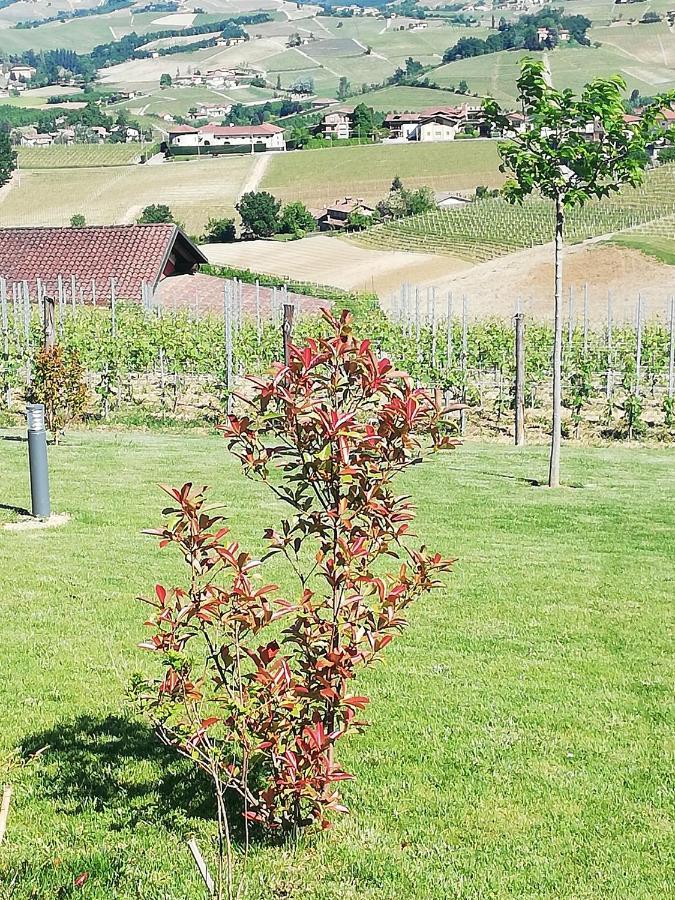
[0,225,207,302]
[317,197,375,230]
[384,106,471,142]
[9,64,36,82]
[315,108,354,139]
[195,102,233,119]
[168,123,286,151]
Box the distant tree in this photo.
[629,88,641,108]
[70,213,86,227]
[458,79,469,94]
[0,132,17,188]
[290,123,311,148]
[279,200,315,236]
[201,217,236,243]
[290,75,314,95]
[483,58,675,487]
[337,76,350,99]
[236,190,281,238]
[159,73,172,88]
[250,76,266,88]
[276,74,282,91]
[352,102,375,138]
[138,204,175,224]
[391,174,403,192]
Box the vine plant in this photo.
[136,310,459,895]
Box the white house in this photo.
[168,123,286,151]
[10,65,37,82]
[196,102,232,118]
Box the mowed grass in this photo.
[261,140,503,207]
[0,430,673,898]
[610,232,675,265]
[0,155,254,232]
[16,144,144,169]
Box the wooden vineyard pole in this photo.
[606,290,613,400]
[460,295,468,436]
[635,293,643,396]
[43,296,56,349]
[514,312,526,446]
[224,281,233,415]
[282,303,294,367]
[668,295,675,399]
[445,292,453,370]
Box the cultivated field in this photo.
[1,431,673,897]
[347,84,481,112]
[16,144,146,169]
[261,140,503,208]
[203,234,468,294]
[0,156,255,232]
[351,164,675,261]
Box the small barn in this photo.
[0,224,207,302]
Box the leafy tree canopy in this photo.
[236,191,281,238]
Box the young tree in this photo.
[483,58,675,487]
[0,132,17,188]
[391,174,403,192]
[70,213,86,227]
[138,204,175,224]
[159,73,172,88]
[279,200,316,236]
[337,76,350,100]
[201,217,236,243]
[352,102,375,139]
[236,190,281,238]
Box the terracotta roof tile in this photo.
[0,224,198,301]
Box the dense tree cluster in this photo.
[443,8,591,62]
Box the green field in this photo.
[261,139,503,208]
[0,155,254,232]
[0,430,673,898]
[351,84,481,112]
[610,226,675,265]
[352,163,675,261]
[16,143,145,169]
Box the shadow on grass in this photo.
[21,714,251,842]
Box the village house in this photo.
[9,64,37,82]
[204,68,238,89]
[317,197,375,230]
[0,224,207,303]
[168,123,286,151]
[195,102,233,119]
[384,106,472,142]
[315,108,354,139]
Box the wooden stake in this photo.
[668,295,674,399]
[187,838,215,897]
[282,303,294,367]
[0,784,12,846]
[460,295,468,436]
[44,297,56,349]
[635,293,643,396]
[606,290,613,400]
[514,312,525,446]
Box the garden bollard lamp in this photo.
[26,403,50,519]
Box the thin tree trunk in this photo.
[549,196,564,488]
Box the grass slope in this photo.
[0,431,673,898]
[17,144,144,169]
[611,232,675,265]
[261,139,503,207]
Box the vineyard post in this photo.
[282,303,294,367]
[36,278,44,328]
[567,285,574,350]
[445,292,453,369]
[255,280,261,342]
[583,282,589,357]
[460,295,468,436]
[91,279,97,307]
[0,278,8,408]
[415,287,420,357]
[224,281,233,415]
[635,293,643,396]
[110,277,117,339]
[514,312,525,446]
[22,281,31,386]
[668,295,674,398]
[57,276,64,337]
[71,274,77,317]
[431,288,437,370]
[12,283,19,345]
[606,290,613,400]
[43,296,55,350]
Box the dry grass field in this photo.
[0,157,255,233]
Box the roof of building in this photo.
[199,123,284,136]
[324,197,375,214]
[0,224,207,301]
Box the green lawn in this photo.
[0,430,673,898]
[610,232,675,265]
[17,144,145,169]
[261,139,503,207]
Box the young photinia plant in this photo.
[137,310,459,858]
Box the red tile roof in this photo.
[199,123,284,136]
[0,224,207,301]
[155,273,329,317]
